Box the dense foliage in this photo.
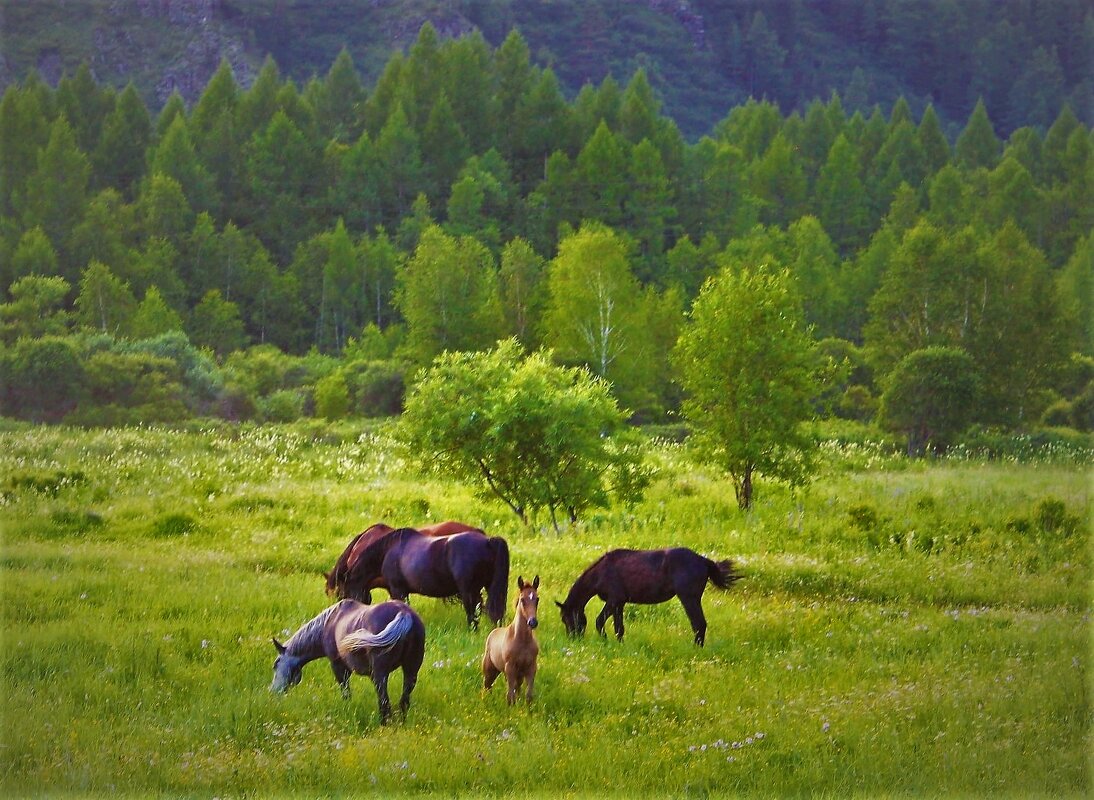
[3,1,1091,139]
[0,24,1091,450]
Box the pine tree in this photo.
[916,104,951,175]
[815,133,870,254]
[955,98,1001,171]
[574,122,627,227]
[92,83,151,198]
[130,285,183,339]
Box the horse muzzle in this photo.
[527,618,538,629]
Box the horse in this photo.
[350,527,510,628]
[325,520,482,602]
[483,575,540,705]
[270,598,425,725]
[556,548,741,646]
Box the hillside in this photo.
[2,0,1091,138]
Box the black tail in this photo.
[485,536,510,626]
[706,558,742,590]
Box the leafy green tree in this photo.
[136,173,194,246]
[955,98,1001,171]
[9,227,58,284]
[375,104,425,229]
[189,289,247,357]
[92,83,151,198]
[327,130,381,233]
[878,346,981,456]
[624,138,676,281]
[243,110,322,263]
[314,369,350,420]
[148,116,218,214]
[20,116,90,279]
[541,224,649,406]
[421,93,469,206]
[674,262,819,510]
[926,165,968,228]
[1057,233,1093,355]
[395,224,505,364]
[863,221,983,375]
[130,286,183,340]
[55,63,114,154]
[0,275,71,342]
[314,48,365,143]
[574,121,627,227]
[0,336,85,422]
[0,83,49,217]
[398,339,650,529]
[973,223,1069,424]
[498,237,545,348]
[815,133,870,254]
[916,104,951,175]
[74,261,136,335]
[749,132,807,226]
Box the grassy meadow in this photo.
[0,422,1090,798]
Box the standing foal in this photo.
[483,575,540,705]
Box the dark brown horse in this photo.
[350,527,510,628]
[325,520,482,602]
[556,548,741,646]
[271,599,426,725]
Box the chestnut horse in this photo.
[349,527,510,628]
[556,548,741,646]
[325,520,482,602]
[483,575,540,704]
[270,599,425,725]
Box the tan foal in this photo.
[482,575,540,704]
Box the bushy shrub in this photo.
[314,370,350,421]
[343,359,407,417]
[0,336,86,421]
[258,389,305,423]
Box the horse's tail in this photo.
[705,557,742,590]
[485,536,510,626]
[337,609,415,658]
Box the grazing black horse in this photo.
[350,527,510,628]
[271,599,425,725]
[556,548,741,646]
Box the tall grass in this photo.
[1,423,1089,797]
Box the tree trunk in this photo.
[734,466,754,510]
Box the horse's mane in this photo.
[286,604,339,656]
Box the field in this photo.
[1,422,1090,798]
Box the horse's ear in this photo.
[517,576,525,590]
[272,638,286,654]
[532,575,540,589]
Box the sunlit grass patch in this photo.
[0,424,1089,797]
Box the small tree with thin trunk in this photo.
[674,263,819,510]
[398,339,651,530]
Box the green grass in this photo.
[0,423,1090,797]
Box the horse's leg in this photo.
[679,594,707,646]
[372,669,393,725]
[611,603,625,641]
[399,635,424,719]
[331,659,352,700]
[595,603,612,637]
[525,664,537,704]
[482,650,501,690]
[398,667,417,718]
[504,662,521,705]
[461,591,481,630]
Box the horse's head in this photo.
[555,599,586,637]
[516,575,540,629]
[270,639,303,693]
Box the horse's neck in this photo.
[287,606,335,661]
[565,571,598,608]
[509,611,534,640]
